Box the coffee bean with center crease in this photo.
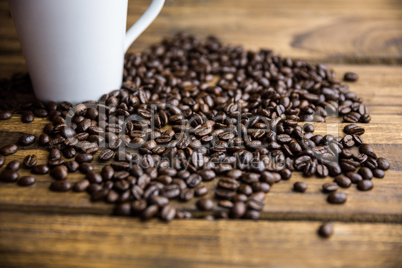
[18,134,36,146]
[0,144,17,156]
[359,144,377,159]
[50,181,71,192]
[0,169,19,182]
[343,124,365,135]
[186,173,202,188]
[99,149,115,161]
[17,176,36,186]
[49,148,62,160]
[327,192,347,204]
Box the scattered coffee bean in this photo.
[377,158,390,170]
[357,180,374,191]
[197,198,214,211]
[0,169,19,182]
[0,110,12,120]
[334,175,352,188]
[23,154,37,168]
[73,179,90,192]
[327,192,347,204]
[21,111,34,123]
[50,181,71,192]
[318,222,334,238]
[293,182,307,193]
[31,165,49,174]
[343,72,358,82]
[50,165,68,180]
[18,134,36,146]
[6,160,21,171]
[17,176,36,186]
[0,144,17,156]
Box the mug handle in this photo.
[124,0,165,52]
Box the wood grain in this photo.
[0,65,401,222]
[1,0,402,80]
[0,211,401,268]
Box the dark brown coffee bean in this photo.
[244,210,260,220]
[293,182,307,193]
[218,177,240,191]
[73,179,90,192]
[111,161,130,171]
[0,169,19,182]
[230,201,246,218]
[160,205,176,222]
[50,165,68,180]
[358,167,373,180]
[179,189,194,202]
[86,171,102,184]
[161,184,180,199]
[252,182,270,193]
[79,162,94,174]
[21,111,34,123]
[0,155,4,167]
[359,144,377,159]
[343,124,365,135]
[357,180,374,191]
[322,182,339,192]
[31,164,49,174]
[49,148,62,160]
[334,175,352,188]
[327,192,347,204]
[345,172,363,184]
[63,147,76,158]
[101,166,114,180]
[6,160,21,171]
[318,222,334,238]
[50,181,71,192]
[64,161,79,172]
[39,133,50,146]
[186,173,202,188]
[197,169,216,181]
[98,149,114,161]
[18,134,36,146]
[0,110,12,120]
[195,185,208,196]
[343,72,358,82]
[141,204,159,220]
[218,200,234,209]
[114,203,131,216]
[131,199,147,214]
[0,144,17,156]
[197,198,214,211]
[372,168,385,178]
[17,176,36,186]
[75,153,93,163]
[377,158,390,170]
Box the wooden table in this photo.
[0,0,401,267]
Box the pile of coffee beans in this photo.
[0,33,390,224]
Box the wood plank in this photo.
[0,64,401,222]
[0,0,401,79]
[0,211,401,268]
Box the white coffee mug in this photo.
[8,0,165,103]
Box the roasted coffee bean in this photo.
[372,168,385,178]
[6,160,21,171]
[252,182,270,193]
[114,203,132,216]
[75,153,93,163]
[63,147,76,158]
[322,182,339,192]
[50,181,71,192]
[0,169,19,182]
[48,148,62,160]
[0,110,12,120]
[0,155,4,168]
[79,162,94,174]
[218,200,234,209]
[186,173,202,188]
[180,189,194,201]
[73,179,90,192]
[358,167,373,180]
[197,198,214,211]
[357,180,374,191]
[111,161,130,171]
[230,201,246,218]
[17,176,36,186]
[31,164,49,174]
[39,133,50,146]
[293,182,307,193]
[64,161,79,172]
[377,157,390,170]
[161,184,181,199]
[0,144,17,156]
[195,185,208,196]
[50,165,68,180]
[198,169,216,181]
[327,192,347,204]
[99,149,114,161]
[244,210,261,220]
[131,199,147,214]
[343,72,358,82]
[345,172,363,184]
[141,204,159,220]
[160,205,176,222]
[18,134,36,146]
[343,124,365,135]
[218,177,240,191]
[359,144,377,159]
[86,171,103,184]
[21,111,34,123]
[334,175,352,188]
[318,223,334,238]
